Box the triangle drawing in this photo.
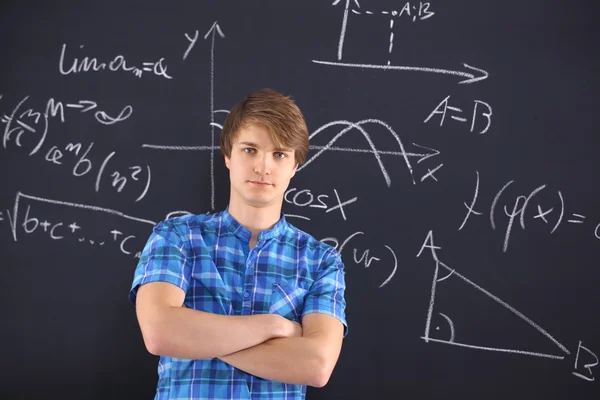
[418,230,570,360]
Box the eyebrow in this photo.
[237,141,293,152]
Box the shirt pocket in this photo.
[269,282,308,323]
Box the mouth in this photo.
[248,180,272,186]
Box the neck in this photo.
[227,201,282,240]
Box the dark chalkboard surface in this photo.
[1,1,598,399]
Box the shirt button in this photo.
[243,291,250,298]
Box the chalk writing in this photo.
[143,118,441,213]
[335,0,434,63]
[21,136,150,202]
[1,97,148,202]
[2,96,132,153]
[459,171,599,251]
[66,100,133,125]
[424,95,492,134]
[59,43,172,79]
[351,2,435,64]
[297,119,443,187]
[4,192,155,258]
[313,59,489,84]
[352,2,435,22]
[206,21,226,211]
[332,0,360,61]
[183,30,199,60]
[319,1,487,83]
[573,341,598,382]
[418,230,570,359]
[284,188,358,221]
[321,231,397,288]
[418,230,597,382]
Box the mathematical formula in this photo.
[459,171,600,252]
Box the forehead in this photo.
[235,123,270,141]
[234,123,287,149]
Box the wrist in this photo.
[264,314,285,338]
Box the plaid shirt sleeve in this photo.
[128,220,192,305]
[302,248,348,336]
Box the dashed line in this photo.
[388,30,394,62]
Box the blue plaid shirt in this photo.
[129,208,348,400]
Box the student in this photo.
[129,88,348,399]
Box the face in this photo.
[224,123,298,210]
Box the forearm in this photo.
[219,336,328,387]
[141,307,281,360]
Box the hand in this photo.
[272,314,303,338]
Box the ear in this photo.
[224,155,231,170]
[290,163,298,178]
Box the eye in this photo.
[274,152,287,159]
[243,148,256,154]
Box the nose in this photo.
[254,153,272,176]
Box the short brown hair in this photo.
[220,88,309,165]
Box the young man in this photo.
[129,88,348,399]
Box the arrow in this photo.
[204,21,225,211]
[79,100,98,113]
[307,143,440,162]
[312,60,488,84]
[412,142,440,164]
[333,0,361,61]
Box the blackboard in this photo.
[1,1,598,399]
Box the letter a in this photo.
[399,2,411,17]
[424,95,450,126]
[416,230,441,261]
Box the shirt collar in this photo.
[221,207,288,242]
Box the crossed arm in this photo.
[135,282,344,387]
